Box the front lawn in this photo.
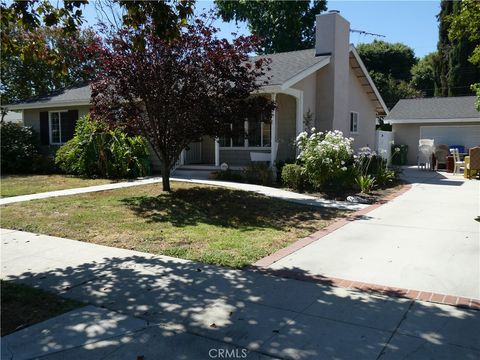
[0,182,343,268]
[1,280,83,336]
[0,175,114,197]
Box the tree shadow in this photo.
[2,249,479,359]
[120,186,341,232]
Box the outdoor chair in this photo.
[418,144,434,170]
[434,144,449,170]
[450,148,465,176]
[419,139,434,147]
[466,146,480,179]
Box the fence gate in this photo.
[376,130,393,165]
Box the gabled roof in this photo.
[253,49,330,87]
[7,46,388,116]
[384,96,480,124]
[349,46,388,116]
[7,84,91,110]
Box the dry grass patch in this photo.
[0,175,114,197]
[1,181,345,268]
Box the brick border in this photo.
[250,267,480,311]
[251,183,480,311]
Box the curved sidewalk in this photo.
[0,176,366,211]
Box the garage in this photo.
[384,96,480,165]
[420,125,480,150]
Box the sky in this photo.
[82,0,441,59]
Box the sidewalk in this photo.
[0,176,366,210]
[1,229,478,359]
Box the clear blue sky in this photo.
[82,0,440,59]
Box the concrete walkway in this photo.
[268,167,480,299]
[1,229,479,359]
[0,176,366,211]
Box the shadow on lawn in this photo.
[3,252,479,359]
[121,186,341,231]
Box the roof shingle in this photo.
[385,96,479,121]
[253,49,330,85]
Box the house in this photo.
[7,11,387,172]
[384,96,480,164]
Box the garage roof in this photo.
[385,96,480,124]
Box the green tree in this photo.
[356,40,417,81]
[357,40,421,109]
[434,0,480,97]
[411,52,437,97]
[1,27,103,106]
[215,0,327,54]
[0,0,195,105]
[447,0,480,110]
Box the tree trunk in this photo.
[161,162,171,192]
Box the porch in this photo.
[168,90,304,172]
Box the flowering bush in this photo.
[296,129,354,190]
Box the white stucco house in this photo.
[384,96,480,164]
[7,11,387,172]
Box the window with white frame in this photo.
[220,117,271,148]
[350,112,359,133]
[49,111,69,144]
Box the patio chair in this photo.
[419,139,434,147]
[450,148,465,176]
[466,146,480,179]
[418,144,434,170]
[434,144,449,170]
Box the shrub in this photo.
[210,169,244,183]
[55,116,151,179]
[296,129,354,191]
[0,122,39,174]
[243,162,273,186]
[281,163,307,192]
[355,174,376,194]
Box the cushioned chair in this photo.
[466,146,480,179]
[434,144,449,170]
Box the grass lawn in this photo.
[0,175,114,197]
[1,182,344,268]
[1,280,83,336]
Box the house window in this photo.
[350,112,359,133]
[220,117,271,148]
[49,111,69,144]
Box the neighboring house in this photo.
[1,111,23,124]
[7,11,387,172]
[384,96,480,165]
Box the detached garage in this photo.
[384,96,480,165]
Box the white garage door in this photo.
[420,125,480,149]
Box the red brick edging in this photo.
[251,184,480,311]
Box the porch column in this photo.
[215,138,220,166]
[180,149,186,165]
[270,93,277,168]
[295,92,304,157]
[295,92,304,136]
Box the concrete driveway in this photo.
[270,167,480,299]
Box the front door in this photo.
[185,142,202,164]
